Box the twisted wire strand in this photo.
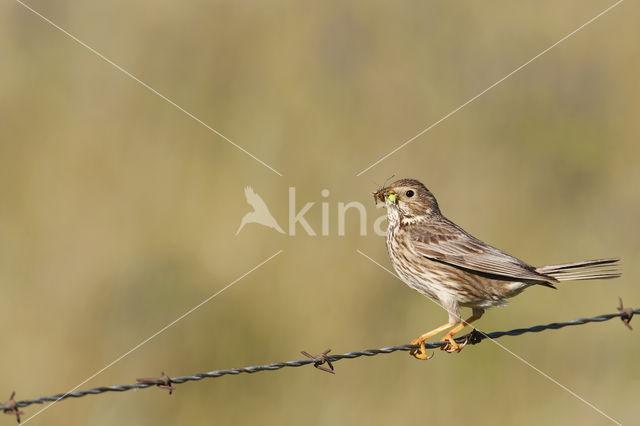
[3,308,636,412]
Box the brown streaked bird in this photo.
[374,178,620,360]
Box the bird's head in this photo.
[374,178,440,221]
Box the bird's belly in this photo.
[391,250,520,308]
[392,261,447,300]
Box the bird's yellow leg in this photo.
[409,322,456,360]
[440,315,481,353]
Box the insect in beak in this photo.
[386,190,397,205]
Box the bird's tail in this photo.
[536,258,621,281]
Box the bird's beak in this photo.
[374,189,397,206]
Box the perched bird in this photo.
[236,187,285,235]
[374,178,620,359]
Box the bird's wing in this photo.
[409,218,555,283]
[244,186,269,211]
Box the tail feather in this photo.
[536,258,621,282]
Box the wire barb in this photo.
[3,304,637,423]
[301,349,335,374]
[462,329,484,346]
[1,392,23,424]
[136,371,175,395]
[617,297,634,330]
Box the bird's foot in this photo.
[409,337,434,360]
[408,322,458,360]
[439,334,465,353]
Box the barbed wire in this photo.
[2,303,636,423]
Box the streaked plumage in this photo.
[375,178,620,358]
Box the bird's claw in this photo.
[409,338,434,360]
[440,335,468,353]
[440,340,465,353]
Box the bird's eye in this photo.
[406,190,415,197]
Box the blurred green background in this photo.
[1,0,638,425]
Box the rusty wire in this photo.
[2,305,637,422]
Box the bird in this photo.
[236,187,285,235]
[374,178,620,359]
